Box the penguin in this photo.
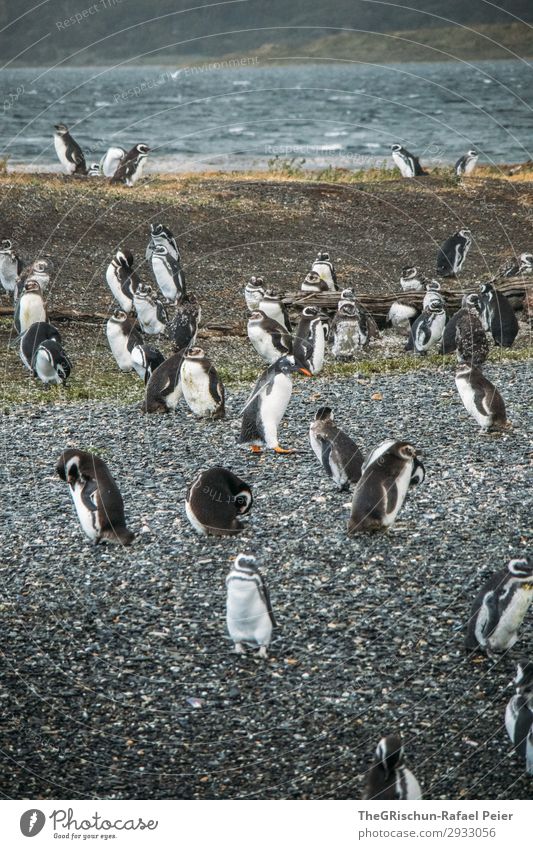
[247,310,292,364]
[422,282,443,308]
[181,347,225,419]
[479,282,519,347]
[348,440,420,533]
[0,239,23,294]
[19,321,61,371]
[33,340,71,387]
[360,438,425,486]
[53,123,87,175]
[455,363,510,433]
[387,298,420,329]
[14,259,52,301]
[436,229,472,277]
[106,309,143,372]
[391,144,427,178]
[142,351,185,413]
[244,276,266,312]
[311,250,337,291]
[505,660,533,775]
[185,466,253,536]
[167,295,201,352]
[226,554,275,658]
[100,146,126,178]
[465,557,533,654]
[330,301,367,360]
[337,288,380,338]
[110,143,150,186]
[454,302,489,366]
[238,356,311,454]
[300,270,329,293]
[131,343,165,384]
[409,301,447,355]
[132,283,167,335]
[364,735,422,800]
[258,291,291,333]
[309,407,363,491]
[150,244,185,303]
[145,223,180,262]
[87,162,101,177]
[455,149,479,177]
[399,266,430,291]
[495,252,533,279]
[56,449,134,546]
[293,306,326,374]
[14,280,46,333]
[105,249,139,312]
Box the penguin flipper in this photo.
[257,571,276,628]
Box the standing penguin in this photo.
[455,363,509,433]
[185,467,253,536]
[150,244,186,303]
[226,554,275,658]
[348,440,421,533]
[167,295,201,352]
[455,149,479,176]
[361,438,425,486]
[309,407,363,490]
[0,239,23,294]
[440,293,488,365]
[247,310,292,364]
[465,557,533,654]
[479,282,519,347]
[238,356,311,454]
[53,123,87,175]
[311,250,337,291]
[14,259,52,301]
[391,144,427,177]
[33,340,72,387]
[142,351,185,413]
[106,309,143,372]
[258,291,291,333]
[105,249,139,312]
[110,143,150,186]
[244,276,266,312]
[19,321,61,371]
[505,660,533,776]
[132,283,168,335]
[436,229,472,277]
[131,343,165,383]
[100,146,126,177]
[300,270,329,293]
[146,223,180,262]
[364,735,422,800]
[56,449,134,546]
[181,347,225,419]
[409,301,447,355]
[293,306,326,374]
[330,301,367,361]
[14,280,46,333]
[399,266,430,291]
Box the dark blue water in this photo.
[1,60,532,171]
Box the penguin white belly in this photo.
[400,279,424,292]
[185,499,208,534]
[106,326,133,371]
[310,326,325,373]
[332,322,359,358]
[248,326,279,364]
[101,148,125,177]
[504,697,520,743]
[259,373,292,448]
[526,732,533,775]
[34,349,60,384]
[227,585,272,646]
[70,483,100,542]
[127,159,145,186]
[181,363,216,416]
[135,300,164,335]
[54,136,74,174]
[487,588,533,651]
[396,767,422,800]
[164,379,182,410]
[261,305,288,331]
[245,291,261,311]
[20,295,46,332]
[464,159,477,175]
[388,303,417,326]
[312,262,335,291]
[456,379,491,429]
[392,152,413,178]
[152,258,178,301]
[474,596,492,647]
[0,257,17,292]
[382,462,412,527]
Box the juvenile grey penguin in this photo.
[505,660,533,776]
[479,282,519,348]
[391,144,427,177]
[238,356,311,454]
[226,554,275,658]
[258,291,291,333]
[167,295,201,352]
[440,295,488,365]
[455,149,479,176]
[455,363,509,433]
[142,351,185,413]
[348,440,421,534]
[100,146,126,177]
[0,239,23,294]
[244,276,266,312]
[56,449,134,546]
[309,407,363,490]
[247,310,292,364]
[14,280,46,333]
[311,250,337,291]
[19,321,61,371]
[105,249,139,312]
[146,223,180,262]
[181,347,225,419]
[110,143,150,186]
[150,244,185,303]
[132,283,167,335]
[106,309,143,372]
[436,229,472,277]
[131,343,165,383]
[330,301,366,361]
[185,467,252,536]
[465,557,533,654]
[53,123,87,175]
[364,735,422,800]
[33,340,72,387]
[300,270,329,293]
[293,306,326,374]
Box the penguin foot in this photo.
[234,642,246,655]
[257,646,268,659]
[250,445,262,453]
[274,445,296,454]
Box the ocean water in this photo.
[1,60,532,171]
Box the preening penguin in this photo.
[247,310,292,364]
[105,249,139,312]
[364,735,422,800]
[150,244,186,304]
[142,350,185,413]
[391,144,427,178]
[455,149,479,176]
[146,223,180,262]
[505,660,533,775]
[0,239,23,294]
[19,321,61,371]
[479,282,519,348]
[185,467,253,536]
[14,280,46,334]
[100,146,126,177]
[56,449,134,546]
[181,347,225,418]
[167,295,201,352]
[455,363,509,433]
[226,554,275,658]
[311,250,337,291]
[465,557,533,654]
[293,306,326,375]
[53,123,87,175]
[131,343,165,383]
[436,229,472,277]
[300,270,329,293]
[132,283,168,335]
[33,340,72,387]
[106,309,143,372]
[309,407,363,491]
[110,143,150,186]
[238,356,311,454]
[244,276,266,312]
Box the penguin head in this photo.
[234,488,253,515]
[479,282,494,297]
[401,266,418,280]
[301,306,320,318]
[55,449,82,485]
[338,301,358,317]
[462,293,482,311]
[395,442,417,462]
[136,144,150,156]
[426,298,444,313]
[151,223,171,238]
[425,279,441,292]
[315,406,333,421]
[507,556,533,580]
[340,287,356,301]
[54,123,68,134]
[115,249,134,269]
[234,553,258,573]
[23,279,42,294]
[459,228,472,239]
[248,310,265,323]
[468,149,478,157]
[248,275,264,287]
[391,144,402,153]
[184,346,205,361]
[32,259,50,274]
[111,308,129,324]
[316,250,330,261]
[275,355,311,378]
[519,252,533,270]
[514,660,533,694]
[304,271,322,285]
[375,735,404,776]
[455,362,472,379]
[1,239,13,252]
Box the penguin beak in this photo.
[298,368,312,377]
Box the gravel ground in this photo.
[0,360,531,800]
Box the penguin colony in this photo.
[1,128,532,800]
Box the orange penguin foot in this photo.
[250,445,262,453]
[274,445,296,454]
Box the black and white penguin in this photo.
[309,407,363,490]
[238,356,311,454]
[33,340,72,387]
[399,266,430,291]
[361,438,425,486]
[455,363,510,432]
[465,557,533,654]
[19,321,61,371]
[455,149,479,177]
[131,343,165,384]
[150,244,185,304]
[181,347,225,418]
[106,309,143,372]
[311,250,337,291]
[436,228,472,277]
[14,259,52,301]
[56,449,134,546]
[258,291,291,333]
[479,282,519,347]
[132,283,167,335]
[247,310,292,364]
[391,144,427,178]
[100,146,126,178]
[105,249,139,312]
[495,252,533,279]
[185,467,253,536]
[408,301,446,355]
[244,276,266,312]
[293,306,326,374]
[364,735,422,800]
[330,301,367,360]
[145,223,180,262]
[337,289,380,339]
[505,660,533,776]
[387,298,420,329]
[348,440,421,533]
[300,270,329,293]
[142,351,185,413]
[14,280,46,333]
[167,295,201,352]
[87,162,101,177]
[226,554,275,658]
[53,123,87,175]
[0,239,23,294]
[110,143,150,186]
